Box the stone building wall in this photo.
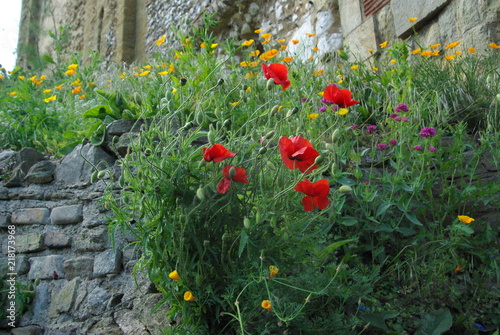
[16,0,499,68]
[0,122,173,334]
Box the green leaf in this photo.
[90,124,106,146]
[59,140,80,155]
[238,230,249,258]
[359,311,399,331]
[418,308,452,335]
[318,239,356,260]
[62,130,78,139]
[405,212,423,226]
[340,217,358,226]
[83,105,112,120]
[43,55,56,64]
[376,203,392,217]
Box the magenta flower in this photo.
[428,146,436,152]
[394,116,402,121]
[420,127,436,138]
[377,143,388,150]
[394,104,409,112]
[413,145,422,151]
[351,124,359,130]
[402,117,409,122]
[366,125,378,134]
[318,106,327,112]
[389,139,397,146]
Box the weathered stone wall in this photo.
[0,122,173,334]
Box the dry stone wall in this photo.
[0,122,173,334]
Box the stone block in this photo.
[15,254,30,275]
[343,16,377,60]
[28,255,65,280]
[56,143,115,185]
[64,257,94,280]
[50,204,83,225]
[74,227,108,251]
[16,233,45,253]
[339,0,363,36]
[114,309,148,334]
[93,249,122,277]
[11,325,44,335]
[3,148,45,188]
[107,119,146,136]
[11,208,50,225]
[392,0,451,37]
[24,161,56,185]
[44,231,72,248]
[51,278,80,315]
[0,214,10,228]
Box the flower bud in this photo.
[243,217,251,229]
[264,130,275,139]
[332,129,341,143]
[229,166,237,179]
[338,185,352,193]
[286,107,299,117]
[196,187,206,201]
[207,128,216,145]
[90,171,98,184]
[144,148,152,156]
[97,170,107,179]
[203,240,210,247]
[270,105,281,115]
[195,111,205,125]
[314,155,324,165]
[217,78,225,86]
[325,143,335,152]
[223,119,232,128]
[266,78,275,90]
[258,147,267,155]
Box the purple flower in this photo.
[351,124,359,130]
[413,145,422,151]
[394,104,409,112]
[389,113,398,118]
[377,143,388,150]
[331,105,339,111]
[474,323,486,332]
[321,98,333,105]
[394,116,402,121]
[402,116,409,122]
[428,146,436,152]
[318,106,327,112]
[420,127,436,138]
[301,97,308,103]
[389,139,397,146]
[366,125,377,134]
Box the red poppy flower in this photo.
[323,85,359,108]
[279,136,319,173]
[217,166,248,194]
[294,179,330,211]
[202,144,236,162]
[262,63,291,90]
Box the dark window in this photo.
[363,0,390,17]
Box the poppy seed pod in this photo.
[338,185,352,193]
[207,130,216,145]
[90,171,98,184]
[258,147,267,155]
[243,217,251,229]
[195,111,205,125]
[314,155,324,165]
[266,78,275,90]
[332,129,341,143]
[196,187,205,201]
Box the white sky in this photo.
[0,1,22,71]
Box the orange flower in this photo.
[444,55,456,60]
[184,291,195,301]
[468,47,476,53]
[67,64,78,70]
[72,86,82,94]
[312,46,320,52]
[269,265,279,278]
[282,57,293,63]
[277,39,285,43]
[305,33,316,37]
[43,95,56,103]
[291,40,299,44]
[408,17,417,23]
[254,28,262,34]
[430,44,441,49]
[412,48,421,54]
[261,300,272,310]
[445,41,460,49]
[139,71,150,77]
[169,270,180,281]
[454,266,463,273]
[261,33,271,39]
[249,50,261,57]
[379,41,388,48]
[420,50,432,57]
[65,69,75,76]
[79,94,86,99]
[55,84,63,90]
[458,215,474,224]
[241,39,254,46]
[259,49,279,61]
[488,42,500,49]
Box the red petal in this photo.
[302,196,315,211]
[314,195,330,210]
[312,179,331,196]
[232,167,248,184]
[294,179,313,194]
[217,178,232,193]
[279,136,297,170]
[262,63,291,91]
[290,136,313,149]
[203,144,236,162]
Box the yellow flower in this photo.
[458,215,474,224]
[431,50,440,56]
[420,50,432,57]
[269,266,279,277]
[261,33,271,39]
[338,108,349,116]
[262,39,270,45]
[144,65,151,70]
[244,72,257,79]
[169,270,180,281]
[18,76,25,80]
[261,300,272,310]
[430,44,441,49]
[172,88,177,94]
[372,66,378,71]
[79,94,86,99]
[308,56,313,61]
[249,50,261,57]
[368,48,374,53]
[488,42,500,49]
[184,291,195,301]
[277,39,285,43]
[455,51,462,55]
[156,35,166,46]
[308,113,319,119]
[184,39,190,46]
[240,61,259,67]
[65,69,75,76]
[408,17,418,23]
[313,69,324,76]
[282,57,293,63]
[200,42,207,48]
[55,84,63,90]
[412,48,422,54]
[43,95,57,103]
[379,41,388,48]
[88,82,95,86]
[280,45,287,51]
[254,28,262,34]
[8,91,17,96]
[40,75,47,80]
[312,46,320,52]
[305,33,316,37]
[72,86,82,94]
[71,78,81,86]
[231,101,241,106]
[245,86,251,92]
[29,75,37,82]
[43,89,52,94]
[445,41,460,49]
[468,47,476,53]
[119,72,126,79]
[241,39,254,46]
[350,64,359,70]
[389,59,397,64]
[454,265,463,273]
[139,71,150,77]
[67,64,78,70]
[158,71,168,76]
[292,39,299,44]
[318,91,324,96]
[0,74,3,80]
[259,49,279,61]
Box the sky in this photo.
[0,2,22,72]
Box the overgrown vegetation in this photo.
[1,16,499,334]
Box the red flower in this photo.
[202,144,236,162]
[323,85,359,108]
[262,63,291,90]
[294,179,330,211]
[279,136,319,173]
[217,166,248,194]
